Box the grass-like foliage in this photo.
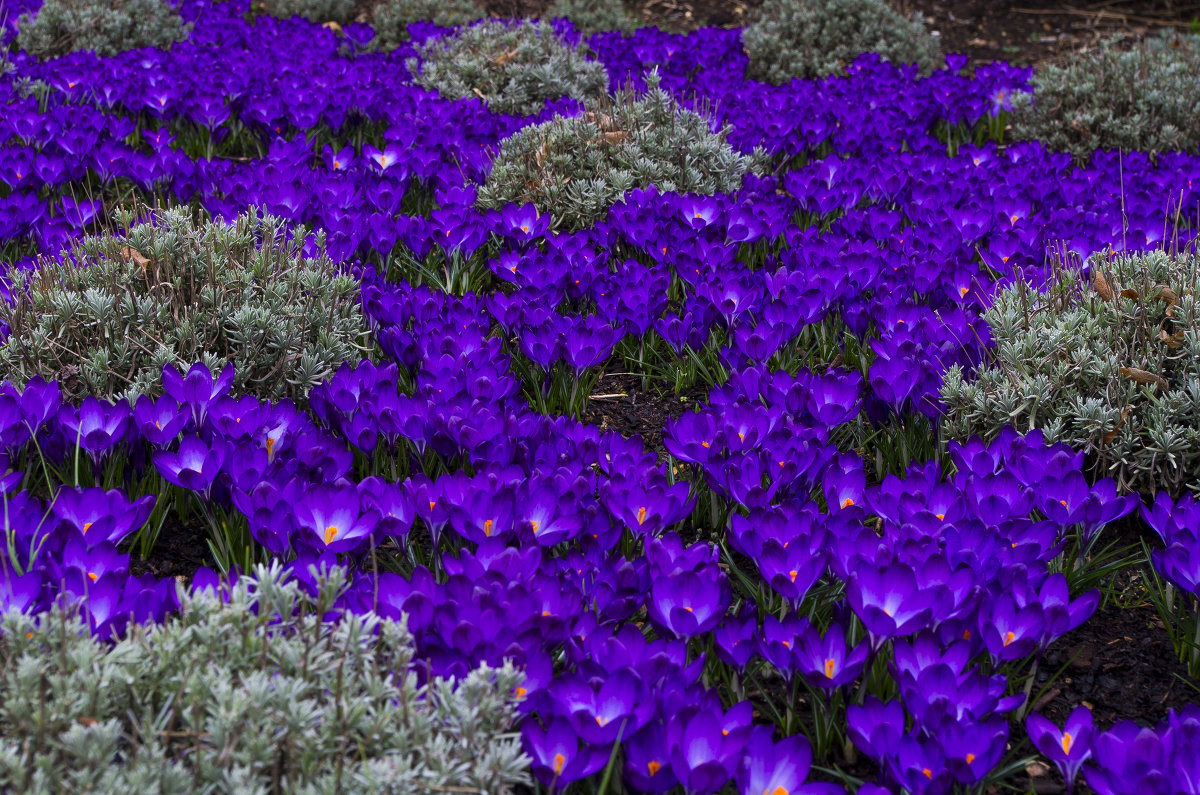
[742,0,941,83]
[408,18,609,117]
[15,0,191,58]
[547,0,639,35]
[0,205,373,407]
[1009,31,1200,164]
[940,248,1200,497]
[477,70,764,230]
[0,564,530,794]
[370,0,483,50]
[256,0,356,24]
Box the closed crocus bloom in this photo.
[1026,705,1093,795]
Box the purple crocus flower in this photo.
[161,361,235,429]
[133,394,191,447]
[736,725,844,795]
[522,716,607,787]
[292,483,381,554]
[553,667,652,745]
[795,619,870,693]
[152,435,227,497]
[1026,705,1093,795]
[648,568,730,639]
[624,720,678,793]
[50,486,155,547]
[668,707,748,795]
[845,561,938,650]
[57,396,132,466]
[714,602,757,671]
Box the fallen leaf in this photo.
[1120,366,1169,392]
[490,47,519,67]
[1102,407,1129,445]
[119,246,149,271]
[322,21,342,34]
[1092,270,1115,301]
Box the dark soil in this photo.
[579,371,709,454]
[127,514,214,584]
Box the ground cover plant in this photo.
[0,0,1199,793]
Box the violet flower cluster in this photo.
[2,1,1200,792]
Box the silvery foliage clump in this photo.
[0,205,373,407]
[547,0,639,35]
[371,0,482,50]
[258,0,356,24]
[16,0,191,58]
[408,18,609,117]
[478,69,767,231]
[1008,31,1200,164]
[742,0,941,83]
[940,248,1200,497]
[0,563,530,795]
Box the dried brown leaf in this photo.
[1119,366,1169,391]
[119,247,149,271]
[1092,271,1115,301]
[1102,407,1129,446]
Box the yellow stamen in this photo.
[325,525,338,544]
[1003,631,1015,647]
[553,753,565,775]
[636,507,646,525]
[1062,732,1072,755]
[824,658,835,679]
[484,519,493,537]
[83,522,93,534]
[841,498,854,509]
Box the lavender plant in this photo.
[0,205,373,407]
[0,563,530,794]
[477,70,766,230]
[547,0,639,35]
[1009,31,1200,163]
[407,18,609,117]
[940,248,1200,497]
[370,0,483,50]
[742,0,941,83]
[15,0,191,58]
[257,0,356,24]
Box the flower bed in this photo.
[1,1,1199,792]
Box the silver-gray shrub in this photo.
[939,249,1200,497]
[15,0,191,58]
[547,0,639,36]
[477,69,765,231]
[408,18,609,117]
[258,0,356,24]
[1008,31,1200,164]
[371,0,483,50]
[742,0,941,83]
[0,563,530,795]
[0,205,373,407]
